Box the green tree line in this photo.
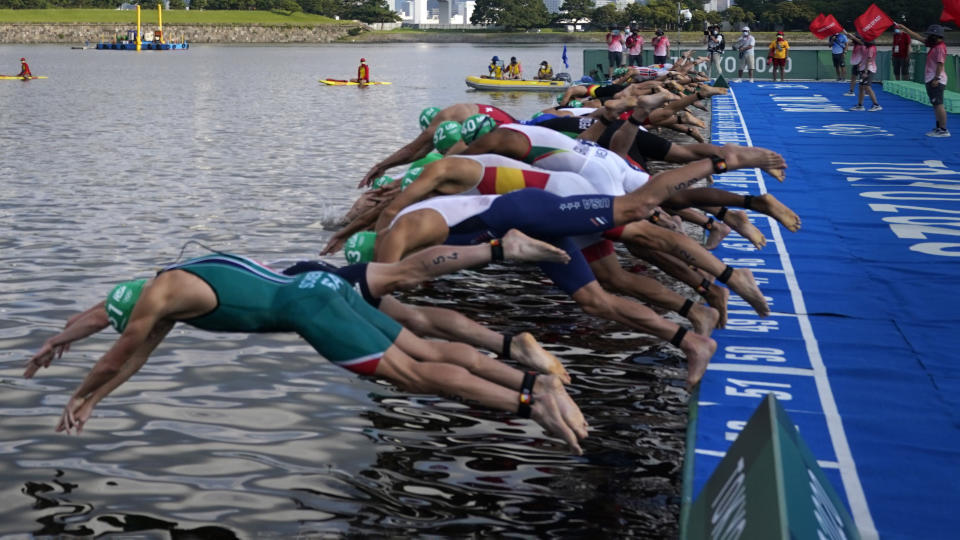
[471,0,945,31]
[0,0,401,24]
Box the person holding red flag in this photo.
[844,33,882,112]
[854,3,893,42]
[896,23,950,137]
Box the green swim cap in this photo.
[401,165,424,189]
[419,106,441,130]
[410,151,444,168]
[344,231,377,264]
[432,120,462,153]
[568,99,583,108]
[556,94,565,104]
[460,114,497,144]
[104,279,147,332]
[613,67,629,77]
[371,175,396,189]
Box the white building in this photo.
[703,0,733,12]
[413,0,428,23]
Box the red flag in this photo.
[942,0,960,23]
[810,13,842,39]
[855,4,893,42]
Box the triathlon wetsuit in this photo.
[499,123,650,193]
[391,190,617,295]
[163,253,401,375]
[456,154,626,259]
[583,83,628,102]
[475,104,516,126]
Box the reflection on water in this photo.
[1,43,692,537]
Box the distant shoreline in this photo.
[0,22,871,46]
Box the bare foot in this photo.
[511,332,570,384]
[702,284,729,329]
[685,127,705,143]
[681,111,706,128]
[722,209,766,249]
[726,268,770,317]
[689,303,720,336]
[764,167,787,182]
[704,219,732,250]
[719,145,787,173]
[751,194,801,232]
[603,96,640,117]
[692,101,709,112]
[531,375,589,455]
[502,229,571,264]
[664,81,686,95]
[697,84,728,98]
[679,331,717,389]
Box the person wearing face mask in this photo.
[733,26,755,83]
[891,26,912,81]
[767,31,790,82]
[705,25,725,77]
[895,23,950,137]
[828,31,848,82]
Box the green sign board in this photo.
[683,395,860,540]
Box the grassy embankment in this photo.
[0,9,339,25]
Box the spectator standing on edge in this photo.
[848,37,882,112]
[845,31,864,96]
[891,26,911,81]
[767,31,789,82]
[606,25,624,79]
[829,31,848,81]
[895,23,950,137]
[626,26,644,67]
[734,27,755,83]
[652,29,670,65]
[705,25,725,78]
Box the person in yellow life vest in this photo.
[488,56,503,79]
[505,56,522,79]
[536,60,553,80]
[353,58,370,85]
[767,32,790,82]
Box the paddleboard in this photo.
[319,79,391,86]
[0,75,48,80]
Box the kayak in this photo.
[465,75,569,92]
[0,75,47,80]
[319,79,391,86]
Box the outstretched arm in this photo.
[25,301,111,378]
[894,23,924,43]
[359,130,435,188]
[55,273,208,434]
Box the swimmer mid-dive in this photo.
[25,247,589,454]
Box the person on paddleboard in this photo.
[18,57,32,79]
[355,57,369,85]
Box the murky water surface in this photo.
[0,43,695,537]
